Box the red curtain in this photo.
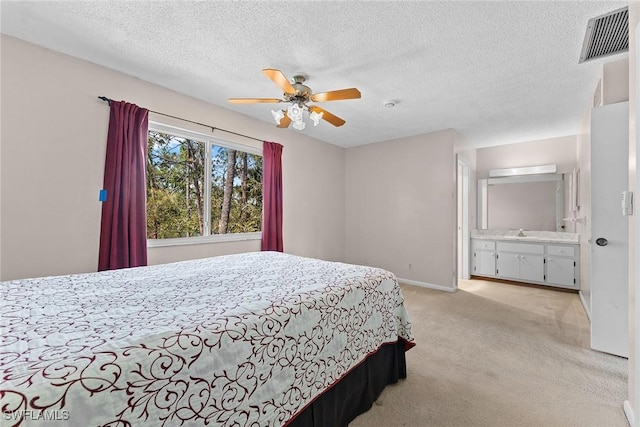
[262,141,284,252]
[98,101,149,271]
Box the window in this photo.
[146,123,262,243]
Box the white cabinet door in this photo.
[473,251,495,276]
[546,257,575,288]
[496,253,519,280]
[519,254,544,283]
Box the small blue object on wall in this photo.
[99,189,107,202]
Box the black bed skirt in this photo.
[286,340,408,427]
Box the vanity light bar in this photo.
[489,164,557,178]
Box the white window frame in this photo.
[146,121,262,248]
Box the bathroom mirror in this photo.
[477,174,565,231]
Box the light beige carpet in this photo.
[350,279,628,427]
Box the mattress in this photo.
[0,251,414,426]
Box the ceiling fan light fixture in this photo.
[310,110,324,126]
[292,119,306,130]
[271,109,285,124]
[231,69,359,129]
[287,104,304,122]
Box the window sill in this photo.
[147,232,262,248]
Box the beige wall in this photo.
[476,135,577,177]
[604,57,630,105]
[148,240,261,266]
[0,35,345,280]
[345,130,457,290]
[281,134,345,262]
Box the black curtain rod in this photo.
[98,96,264,143]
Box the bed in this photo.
[1,251,414,427]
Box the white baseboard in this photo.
[578,290,591,321]
[624,400,634,426]
[397,278,456,293]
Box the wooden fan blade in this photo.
[228,98,282,104]
[277,111,291,128]
[262,69,296,95]
[310,88,361,102]
[309,106,346,127]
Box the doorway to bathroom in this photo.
[457,156,471,283]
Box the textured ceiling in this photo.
[0,1,629,148]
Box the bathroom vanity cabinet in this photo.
[496,242,545,283]
[471,238,579,290]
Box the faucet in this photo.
[517,228,526,237]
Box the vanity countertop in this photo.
[471,229,580,244]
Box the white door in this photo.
[591,101,629,358]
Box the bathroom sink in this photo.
[502,235,543,241]
[471,231,580,244]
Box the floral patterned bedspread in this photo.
[0,251,414,426]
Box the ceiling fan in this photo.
[228,69,361,130]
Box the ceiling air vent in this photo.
[579,6,628,63]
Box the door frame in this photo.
[457,156,471,282]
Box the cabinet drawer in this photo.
[547,245,575,257]
[472,240,495,251]
[496,241,544,254]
